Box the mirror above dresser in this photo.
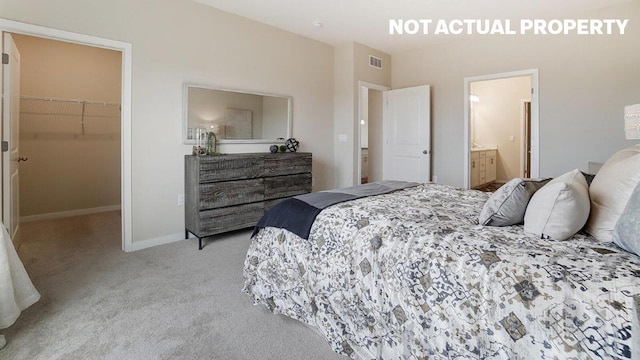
[183,83,292,145]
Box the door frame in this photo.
[520,99,532,178]
[463,69,539,189]
[357,81,389,185]
[0,18,133,252]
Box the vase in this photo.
[206,131,217,155]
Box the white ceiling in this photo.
[194,0,630,54]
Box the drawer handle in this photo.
[472,161,475,168]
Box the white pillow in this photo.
[524,169,590,240]
[586,144,640,242]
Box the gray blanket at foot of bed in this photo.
[252,180,419,240]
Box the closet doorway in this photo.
[357,81,389,185]
[463,69,540,189]
[1,19,132,251]
[2,32,123,250]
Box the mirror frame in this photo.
[183,83,292,144]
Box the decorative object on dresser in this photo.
[285,138,300,152]
[185,152,312,249]
[205,131,217,155]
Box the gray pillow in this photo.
[479,177,551,226]
[612,181,640,256]
[581,171,596,187]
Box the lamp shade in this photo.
[625,104,640,140]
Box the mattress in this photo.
[243,183,640,359]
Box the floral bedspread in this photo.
[242,184,640,359]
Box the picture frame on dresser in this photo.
[185,152,312,249]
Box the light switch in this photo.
[509,135,515,142]
[338,134,348,142]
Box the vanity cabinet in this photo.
[471,149,497,188]
[471,152,480,188]
[185,152,312,249]
[486,151,497,184]
[361,148,369,182]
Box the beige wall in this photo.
[0,0,335,245]
[12,34,121,217]
[471,76,531,182]
[334,42,391,188]
[392,2,640,187]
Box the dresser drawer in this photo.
[199,178,264,209]
[185,152,312,249]
[198,202,264,236]
[264,173,312,200]
[198,156,264,182]
[264,153,312,176]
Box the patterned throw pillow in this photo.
[479,178,550,226]
[612,182,640,256]
[524,169,590,240]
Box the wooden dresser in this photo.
[185,152,312,249]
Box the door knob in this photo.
[17,157,28,162]
[422,150,428,154]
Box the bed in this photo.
[243,181,640,359]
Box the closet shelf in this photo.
[20,96,120,115]
[20,96,120,107]
[19,96,121,136]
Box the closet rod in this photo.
[20,95,120,107]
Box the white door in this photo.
[382,85,431,182]
[2,33,21,245]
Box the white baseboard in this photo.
[20,205,122,223]
[129,232,194,252]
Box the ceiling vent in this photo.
[369,55,382,69]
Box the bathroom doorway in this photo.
[358,81,389,184]
[463,69,540,189]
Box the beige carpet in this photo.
[1,211,344,360]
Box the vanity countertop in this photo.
[471,146,497,152]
